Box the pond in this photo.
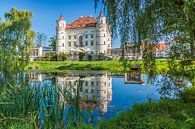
[27,70,191,127]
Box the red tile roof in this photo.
[67,16,97,29]
[141,43,169,52]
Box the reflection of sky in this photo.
[102,77,160,119]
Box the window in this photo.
[101,20,103,24]
[104,34,106,37]
[85,89,88,93]
[68,42,71,47]
[91,81,94,86]
[85,35,88,39]
[62,36,64,39]
[74,41,77,46]
[91,89,94,93]
[62,43,64,47]
[74,35,76,39]
[80,42,83,47]
[104,41,106,45]
[85,81,88,86]
[69,36,71,39]
[91,41,94,46]
[91,34,94,38]
[85,41,88,46]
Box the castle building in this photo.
[56,12,112,55]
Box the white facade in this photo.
[30,46,43,61]
[56,73,112,114]
[56,12,112,55]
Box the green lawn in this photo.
[28,60,171,73]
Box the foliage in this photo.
[0,8,35,72]
[95,0,195,92]
[34,32,47,46]
[98,99,195,129]
[180,86,195,103]
[58,53,68,61]
[88,54,93,61]
[78,52,85,61]
[49,35,56,51]
[95,0,195,59]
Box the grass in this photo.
[28,60,171,73]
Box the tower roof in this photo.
[98,11,104,18]
[57,14,65,22]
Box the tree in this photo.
[0,8,35,72]
[95,0,195,59]
[35,32,47,46]
[49,36,56,51]
[78,52,85,61]
[95,0,195,84]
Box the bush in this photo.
[78,52,85,61]
[88,54,92,61]
[180,86,195,103]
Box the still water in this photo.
[28,70,191,126]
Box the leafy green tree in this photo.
[0,8,35,72]
[95,0,195,84]
[78,52,85,61]
[49,35,56,51]
[35,32,47,46]
[96,0,195,59]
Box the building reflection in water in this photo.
[55,72,112,115]
[29,71,112,117]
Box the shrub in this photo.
[78,52,85,61]
[180,86,195,103]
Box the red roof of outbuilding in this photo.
[67,16,97,29]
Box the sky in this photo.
[0,0,120,48]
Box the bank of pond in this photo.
[0,70,194,129]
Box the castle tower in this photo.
[96,12,111,55]
[56,15,66,54]
[97,73,111,115]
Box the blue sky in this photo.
[0,0,120,48]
